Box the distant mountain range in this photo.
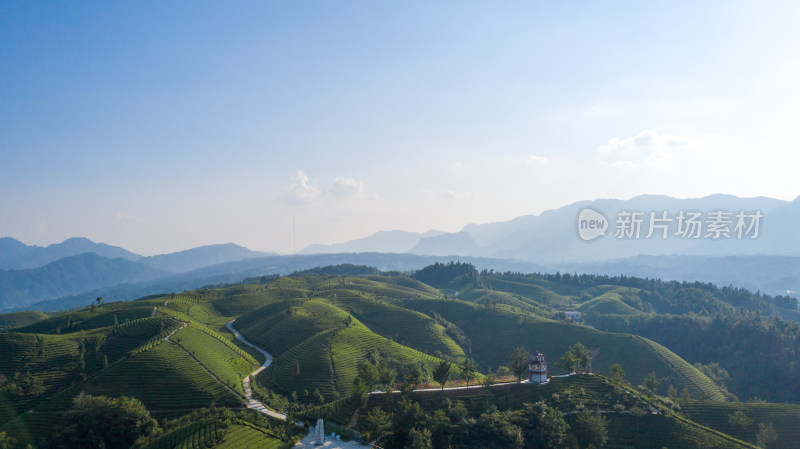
[0,253,169,310]
[4,194,800,313]
[0,237,141,269]
[302,194,800,262]
[301,230,444,254]
[0,238,269,273]
[0,239,271,311]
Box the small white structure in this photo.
[528,351,548,384]
[565,311,581,321]
[315,418,325,445]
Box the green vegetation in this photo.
[48,393,159,449]
[402,297,725,400]
[169,326,258,396]
[262,318,446,402]
[680,400,800,448]
[0,311,48,331]
[3,263,799,448]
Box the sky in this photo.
[2,1,800,255]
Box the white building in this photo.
[528,351,548,384]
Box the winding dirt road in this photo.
[225,320,290,421]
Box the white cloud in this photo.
[116,211,142,223]
[596,130,688,168]
[442,190,458,200]
[441,190,470,201]
[280,170,321,205]
[452,161,465,171]
[526,154,548,165]
[329,177,364,198]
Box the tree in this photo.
[50,393,158,449]
[556,351,579,373]
[432,360,451,391]
[728,410,753,439]
[573,411,608,449]
[475,411,523,449]
[95,297,103,306]
[569,342,590,372]
[482,368,495,389]
[356,361,380,390]
[756,422,778,449]
[521,401,569,449]
[378,362,397,391]
[0,431,15,449]
[728,410,753,428]
[508,347,529,382]
[406,427,433,449]
[405,364,423,388]
[608,363,625,384]
[460,358,477,388]
[363,408,393,442]
[644,371,660,393]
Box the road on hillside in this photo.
[226,320,295,422]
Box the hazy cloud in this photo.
[596,130,688,167]
[441,190,470,201]
[526,154,548,165]
[280,170,321,205]
[329,177,365,198]
[116,211,142,223]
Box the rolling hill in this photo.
[2,263,799,448]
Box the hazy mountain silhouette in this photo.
[0,253,169,311]
[310,194,794,262]
[139,243,270,273]
[302,230,444,254]
[0,237,142,270]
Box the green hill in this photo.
[3,266,797,448]
[323,289,465,360]
[362,375,752,449]
[402,297,726,400]
[0,310,47,331]
[680,400,800,449]
[578,290,646,316]
[260,316,446,402]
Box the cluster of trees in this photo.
[362,397,607,449]
[430,312,470,354]
[595,310,800,402]
[295,264,379,276]
[0,371,44,397]
[554,343,591,374]
[493,271,795,315]
[44,393,159,449]
[414,262,479,290]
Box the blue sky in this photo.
[2,1,799,255]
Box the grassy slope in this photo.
[12,305,154,334]
[402,297,725,400]
[578,290,645,316]
[52,341,243,412]
[0,310,48,330]
[680,400,800,449]
[169,326,258,396]
[262,319,446,401]
[363,375,751,449]
[323,289,465,360]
